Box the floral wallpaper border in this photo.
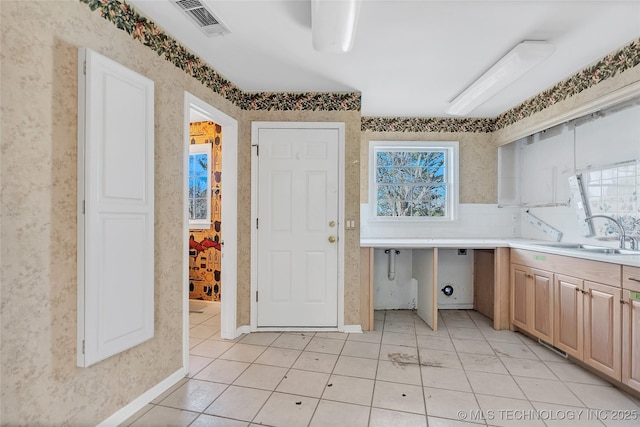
[360,116,495,133]
[362,37,640,133]
[82,0,639,125]
[81,0,361,112]
[494,38,640,130]
[243,91,361,112]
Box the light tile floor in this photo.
[124,303,640,426]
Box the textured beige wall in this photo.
[2,1,636,424]
[0,1,240,424]
[360,131,497,204]
[240,111,362,326]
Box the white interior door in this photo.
[77,48,154,367]
[256,127,340,327]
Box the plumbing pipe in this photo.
[384,249,400,281]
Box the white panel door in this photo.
[257,128,339,327]
[77,48,154,367]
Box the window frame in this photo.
[581,160,639,236]
[188,142,212,229]
[369,140,459,221]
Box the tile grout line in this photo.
[182,310,240,425]
[441,312,489,427]
[512,334,599,414]
[303,332,342,427]
[190,313,266,425]
[453,315,607,427]
[415,309,431,425]
[367,309,386,425]
[137,306,640,426]
[248,332,312,427]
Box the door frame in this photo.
[250,122,345,332]
[183,93,238,370]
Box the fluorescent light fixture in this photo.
[446,41,555,116]
[311,0,361,53]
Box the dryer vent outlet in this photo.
[441,285,454,297]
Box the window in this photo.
[189,143,211,229]
[370,141,458,220]
[583,160,640,237]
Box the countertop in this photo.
[360,237,640,267]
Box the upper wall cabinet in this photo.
[575,104,640,170]
[498,97,640,210]
[520,126,573,206]
[498,125,573,207]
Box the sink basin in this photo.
[531,242,640,255]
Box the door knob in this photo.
[328,235,336,243]
[329,220,336,227]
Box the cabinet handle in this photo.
[629,277,640,283]
[575,288,581,293]
[621,300,629,305]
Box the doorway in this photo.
[187,119,222,303]
[250,122,346,330]
[183,93,238,370]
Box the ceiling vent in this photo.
[172,0,230,36]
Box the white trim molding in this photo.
[97,368,186,427]
[343,325,363,333]
[183,93,240,378]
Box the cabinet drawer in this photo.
[623,266,640,292]
[510,249,621,287]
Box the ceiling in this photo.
[128,0,640,118]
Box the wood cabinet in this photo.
[583,281,621,380]
[511,249,624,382]
[510,263,553,342]
[554,274,584,359]
[532,269,554,343]
[474,249,495,321]
[622,266,640,393]
[553,273,622,380]
[511,264,529,330]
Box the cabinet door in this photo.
[584,281,621,380]
[531,268,554,343]
[622,288,640,393]
[554,275,583,359]
[511,264,530,331]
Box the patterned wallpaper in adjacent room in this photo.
[189,121,222,301]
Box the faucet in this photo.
[584,215,627,249]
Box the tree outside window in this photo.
[189,143,212,228]
[370,141,458,220]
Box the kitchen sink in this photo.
[531,242,640,255]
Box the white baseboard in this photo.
[342,325,363,333]
[97,367,186,427]
[439,304,474,310]
[236,325,251,336]
[245,325,362,333]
